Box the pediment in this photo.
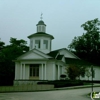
[59,48,80,59]
[48,48,80,59]
[17,50,49,60]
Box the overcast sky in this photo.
[0,0,100,50]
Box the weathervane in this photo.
[40,13,43,20]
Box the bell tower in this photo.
[28,14,54,53]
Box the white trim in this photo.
[17,49,52,60]
[45,63,46,80]
[42,64,43,80]
[15,63,17,79]
[58,65,60,80]
[23,64,25,79]
[20,63,22,79]
[62,66,63,74]
[55,51,60,59]
[34,49,52,58]
[53,63,55,80]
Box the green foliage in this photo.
[60,74,66,78]
[68,18,100,65]
[0,41,5,52]
[85,68,91,80]
[37,80,83,88]
[9,37,29,53]
[66,65,86,80]
[0,37,29,86]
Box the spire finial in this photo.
[40,13,43,20]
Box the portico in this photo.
[15,61,47,80]
[15,60,64,80]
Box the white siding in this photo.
[94,66,100,80]
[39,64,42,80]
[29,36,52,53]
[59,49,77,58]
[46,62,54,80]
[25,64,29,79]
[15,62,20,80]
[39,63,47,80]
[80,66,100,80]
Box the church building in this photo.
[14,17,100,85]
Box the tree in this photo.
[9,37,29,53]
[66,65,86,80]
[68,18,100,65]
[60,74,66,80]
[85,68,91,80]
[0,41,5,50]
[0,37,29,86]
[85,67,95,80]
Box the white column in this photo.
[15,63,17,80]
[53,63,55,80]
[58,65,60,80]
[20,63,22,79]
[23,64,25,79]
[48,40,50,51]
[50,41,52,51]
[45,63,46,80]
[41,39,43,49]
[62,66,63,74]
[42,63,43,80]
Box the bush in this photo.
[37,80,83,88]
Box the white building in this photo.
[14,19,100,85]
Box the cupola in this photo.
[28,14,54,53]
[36,14,46,33]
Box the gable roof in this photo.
[47,48,79,59]
[66,50,80,59]
[47,50,59,58]
[47,48,92,65]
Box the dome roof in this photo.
[37,20,46,26]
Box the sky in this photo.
[0,0,100,50]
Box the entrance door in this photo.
[29,64,39,80]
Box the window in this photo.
[42,26,44,32]
[43,40,48,49]
[35,40,40,48]
[30,64,39,77]
[39,26,41,31]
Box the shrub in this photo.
[37,80,83,88]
